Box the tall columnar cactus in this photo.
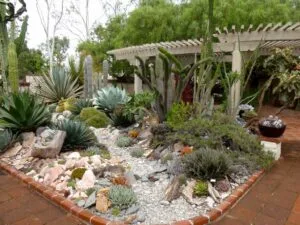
[102,59,109,87]
[8,20,18,92]
[84,55,93,98]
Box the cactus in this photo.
[84,55,93,98]
[8,20,18,92]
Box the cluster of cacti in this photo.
[109,185,137,209]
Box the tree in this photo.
[51,36,70,66]
[36,0,64,75]
[18,49,46,76]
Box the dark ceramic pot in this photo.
[258,124,286,138]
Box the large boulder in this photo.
[31,129,66,159]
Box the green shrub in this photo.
[71,168,87,179]
[167,102,193,128]
[161,153,173,164]
[0,130,17,153]
[71,98,93,115]
[130,148,145,158]
[94,86,131,113]
[56,120,97,150]
[38,67,82,103]
[115,136,132,148]
[0,92,50,132]
[80,107,110,128]
[83,145,111,159]
[111,207,121,216]
[130,91,156,109]
[111,105,135,127]
[109,185,137,209]
[194,181,208,197]
[182,148,232,180]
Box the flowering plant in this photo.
[259,115,285,129]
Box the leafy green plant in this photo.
[109,185,137,209]
[111,105,135,127]
[0,92,50,132]
[130,148,145,158]
[71,168,87,180]
[82,145,111,159]
[56,120,97,150]
[111,207,121,217]
[131,91,156,109]
[94,86,131,113]
[182,148,232,180]
[167,102,193,128]
[70,98,93,115]
[194,181,208,197]
[38,67,82,103]
[115,136,132,148]
[80,107,111,128]
[67,179,76,188]
[0,129,17,152]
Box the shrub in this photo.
[83,145,111,159]
[111,207,121,216]
[115,136,132,148]
[194,181,208,197]
[0,92,50,132]
[38,67,82,103]
[110,105,135,127]
[80,107,110,128]
[71,168,87,179]
[94,86,131,113]
[56,120,97,150]
[161,153,173,164]
[167,102,193,128]
[131,92,156,109]
[0,130,17,153]
[109,185,137,209]
[130,148,145,158]
[71,98,93,115]
[182,148,232,180]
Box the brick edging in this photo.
[0,160,264,225]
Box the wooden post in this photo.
[84,55,93,98]
[134,59,143,93]
[231,42,242,115]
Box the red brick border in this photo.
[0,160,264,225]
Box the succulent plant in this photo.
[94,86,131,113]
[194,181,208,197]
[130,148,145,158]
[0,129,17,153]
[71,98,93,115]
[115,136,132,148]
[80,107,111,128]
[259,115,285,128]
[109,185,137,209]
[71,168,87,180]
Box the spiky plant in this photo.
[0,129,17,153]
[0,92,50,132]
[8,20,18,93]
[56,119,97,151]
[38,67,83,103]
[94,86,131,113]
[70,98,93,115]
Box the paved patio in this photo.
[0,170,86,225]
[213,106,300,225]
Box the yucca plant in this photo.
[0,129,17,153]
[94,86,131,113]
[70,98,93,115]
[0,92,50,132]
[56,119,97,151]
[38,67,83,103]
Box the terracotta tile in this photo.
[229,206,257,223]
[191,216,209,225]
[253,213,285,225]
[11,216,44,225]
[261,202,291,221]
[90,216,109,225]
[287,212,300,225]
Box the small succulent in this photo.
[109,185,137,209]
[115,136,132,148]
[71,98,93,115]
[0,129,17,153]
[194,181,208,197]
[260,115,285,128]
[130,148,145,158]
[71,168,87,180]
[111,207,121,217]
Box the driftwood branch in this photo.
[0,0,27,23]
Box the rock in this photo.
[138,129,152,140]
[173,142,184,152]
[205,196,215,208]
[31,130,66,159]
[43,165,64,186]
[63,110,72,118]
[143,149,154,158]
[124,171,136,186]
[65,159,76,170]
[96,192,111,213]
[136,212,146,222]
[124,214,137,224]
[21,132,35,148]
[182,180,203,206]
[160,200,169,206]
[90,155,101,168]
[67,152,81,159]
[36,127,47,136]
[141,176,148,182]
[57,115,65,121]
[74,157,89,168]
[76,170,96,191]
[126,205,140,215]
[72,191,88,199]
[77,199,86,207]
[164,176,183,202]
[96,178,111,187]
[112,176,128,186]
[93,167,106,179]
[1,144,22,158]
[26,170,37,176]
[84,191,96,208]
[148,175,159,182]
[104,165,125,178]
[56,181,68,192]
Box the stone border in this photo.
[0,160,264,225]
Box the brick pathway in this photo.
[213,106,300,225]
[0,170,86,225]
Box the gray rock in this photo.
[138,129,153,140]
[77,199,86,207]
[136,212,146,222]
[84,191,96,208]
[36,127,47,136]
[124,171,136,185]
[96,178,112,187]
[141,176,148,182]
[160,200,170,206]
[164,176,183,202]
[126,205,140,215]
[21,132,35,148]
[31,130,66,159]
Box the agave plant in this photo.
[94,86,131,113]
[70,98,93,115]
[0,92,51,132]
[0,129,17,153]
[38,67,83,103]
[56,119,97,151]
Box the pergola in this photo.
[107,22,300,108]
